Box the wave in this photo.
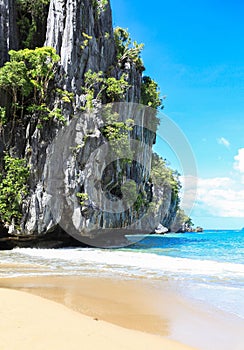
[5,247,243,285]
[1,246,244,319]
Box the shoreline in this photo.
[1,275,243,350]
[0,287,196,350]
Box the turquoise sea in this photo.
[0,229,243,319]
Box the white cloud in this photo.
[217,137,230,148]
[180,175,244,218]
[234,148,244,173]
[180,148,244,218]
[196,177,244,217]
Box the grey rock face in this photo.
[0,0,178,247]
[0,0,18,67]
[45,0,116,92]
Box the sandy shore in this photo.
[0,275,243,350]
[0,286,195,350]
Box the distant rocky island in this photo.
[179,226,203,233]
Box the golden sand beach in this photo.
[0,275,243,350]
[0,285,196,350]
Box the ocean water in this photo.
[0,229,243,319]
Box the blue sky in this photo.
[110,0,244,229]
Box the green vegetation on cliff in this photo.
[0,47,65,127]
[141,76,163,109]
[92,0,108,17]
[0,4,190,233]
[151,153,181,199]
[151,153,181,212]
[16,0,50,48]
[82,69,129,109]
[114,27,144,70]
[171,208,194,232]
[0,154,29,226]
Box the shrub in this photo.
[0,154,29,226]
[140,76,163,109]
[114,27,144,69]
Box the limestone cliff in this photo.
[0,0,18,66]
[0,0,179,249]
[45,0,115,93]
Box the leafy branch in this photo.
[140,76,163,110]
[114,27,144,69]
[82,69,130,110]
[0,47,65,127]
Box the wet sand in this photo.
[0,275,243,350]
[0,285,196,350]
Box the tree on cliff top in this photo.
[114,27,144,70]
